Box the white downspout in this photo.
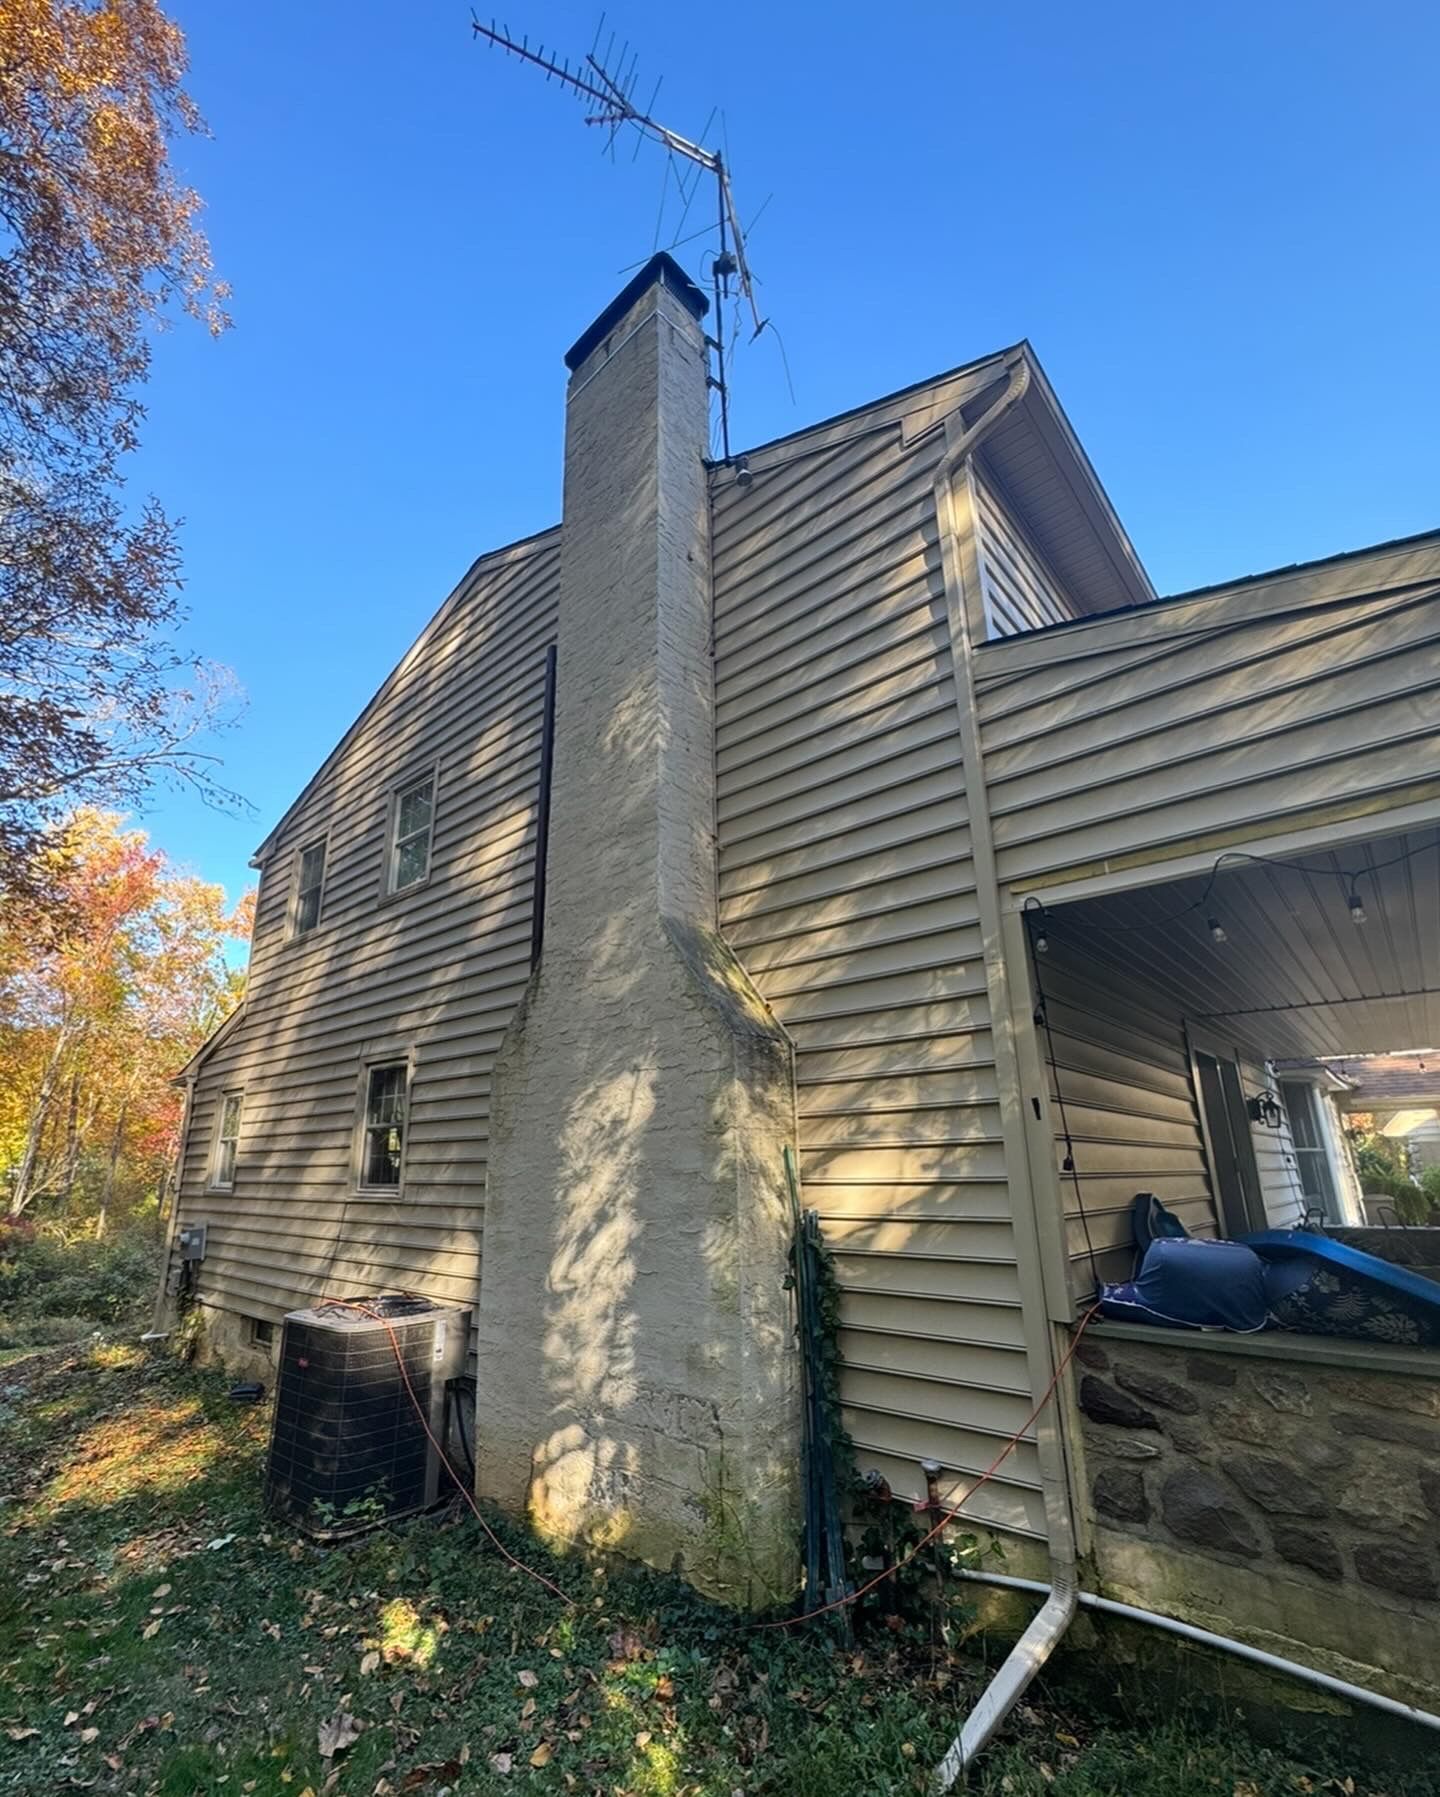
[929,355,1078,1791]
[932,1576,1076,1790]
[927,375,1438,1778]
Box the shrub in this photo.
[0,1221,155,1333]
[0,1314,94,1350]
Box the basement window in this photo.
[386,771,436,895]
[248,1316,275,1349]
[357,1061,409,1191]
[291,837,327,937]
[208,1091,242,1192]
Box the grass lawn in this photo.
[0,1339,1432,1797]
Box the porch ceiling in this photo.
[1042,826,1440,1062]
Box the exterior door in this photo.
[1193,1046,1268,1237]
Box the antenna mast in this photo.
[471,13,765,461]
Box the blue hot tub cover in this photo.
[1242,1229,1440,1347]
[1099,1236,1269,1333]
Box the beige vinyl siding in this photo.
[711,396,1046,1539]
[173,533,560,1350]
[1033,939,1218,1291]
[972,460,1080,638]
[972,545,1440,888]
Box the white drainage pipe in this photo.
[947,1567,1440,1739]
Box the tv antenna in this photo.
[471,13,767,462]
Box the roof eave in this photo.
[1008,346,1158,612]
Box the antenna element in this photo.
[472,13,767,461]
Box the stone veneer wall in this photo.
[1073,1329,1440,1707]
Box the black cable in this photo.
[1024,907,1104,1298]
[1028,834,1440,942]
[448,1376,477,1480]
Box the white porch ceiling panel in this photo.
[1045,827,1440,1062]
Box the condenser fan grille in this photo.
[265,1300,468,1536]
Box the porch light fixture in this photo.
[1347,889,1367,925]
[1023,896,1050,953]
[1207,915,1227,944]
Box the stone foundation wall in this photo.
[1073,1330,1440,1706]
[191,1299,276,1385]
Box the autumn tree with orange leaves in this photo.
[0,0,238,901]
[0,812,251,1230]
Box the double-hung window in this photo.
[358,1061,408,1191]
[387,771,436,894]
[209,1091,242,1191]
[292,837,326,937]
[1281,1080,1340,1221]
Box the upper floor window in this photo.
[291,837,326,937]
[358,1061,408,1191]
[209,1091,242,1191]
[387,771,436,894]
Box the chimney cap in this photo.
[565,252,709,372]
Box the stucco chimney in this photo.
[474,255,800,1604]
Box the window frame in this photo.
[207,1089,243,1193]
[352,1053,415,1197]
[288,832,329,940]
[382,766,438,900]
[1280,1077,1343,1222]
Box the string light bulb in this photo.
[1207,915,1227,944]
[1347,890,1367,925]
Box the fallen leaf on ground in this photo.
[152,1583,172,1598]
[530,1742,552,1767]
[489,1752,513,1775]
[317,1711,362,1759]
[401,1762,462,1791]
[360,1651,380,1676]
[141,1619,161,1639]
[517,1669,538,1688]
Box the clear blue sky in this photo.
[136,0,1440,914]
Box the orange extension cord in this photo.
[751,1302,1102,1631]
[317,1293,1100,1629]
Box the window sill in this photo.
[1085,1318,1440,1381]
[375,875,432,910]
[278,923,332,952]
[351,1189,405,1202]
